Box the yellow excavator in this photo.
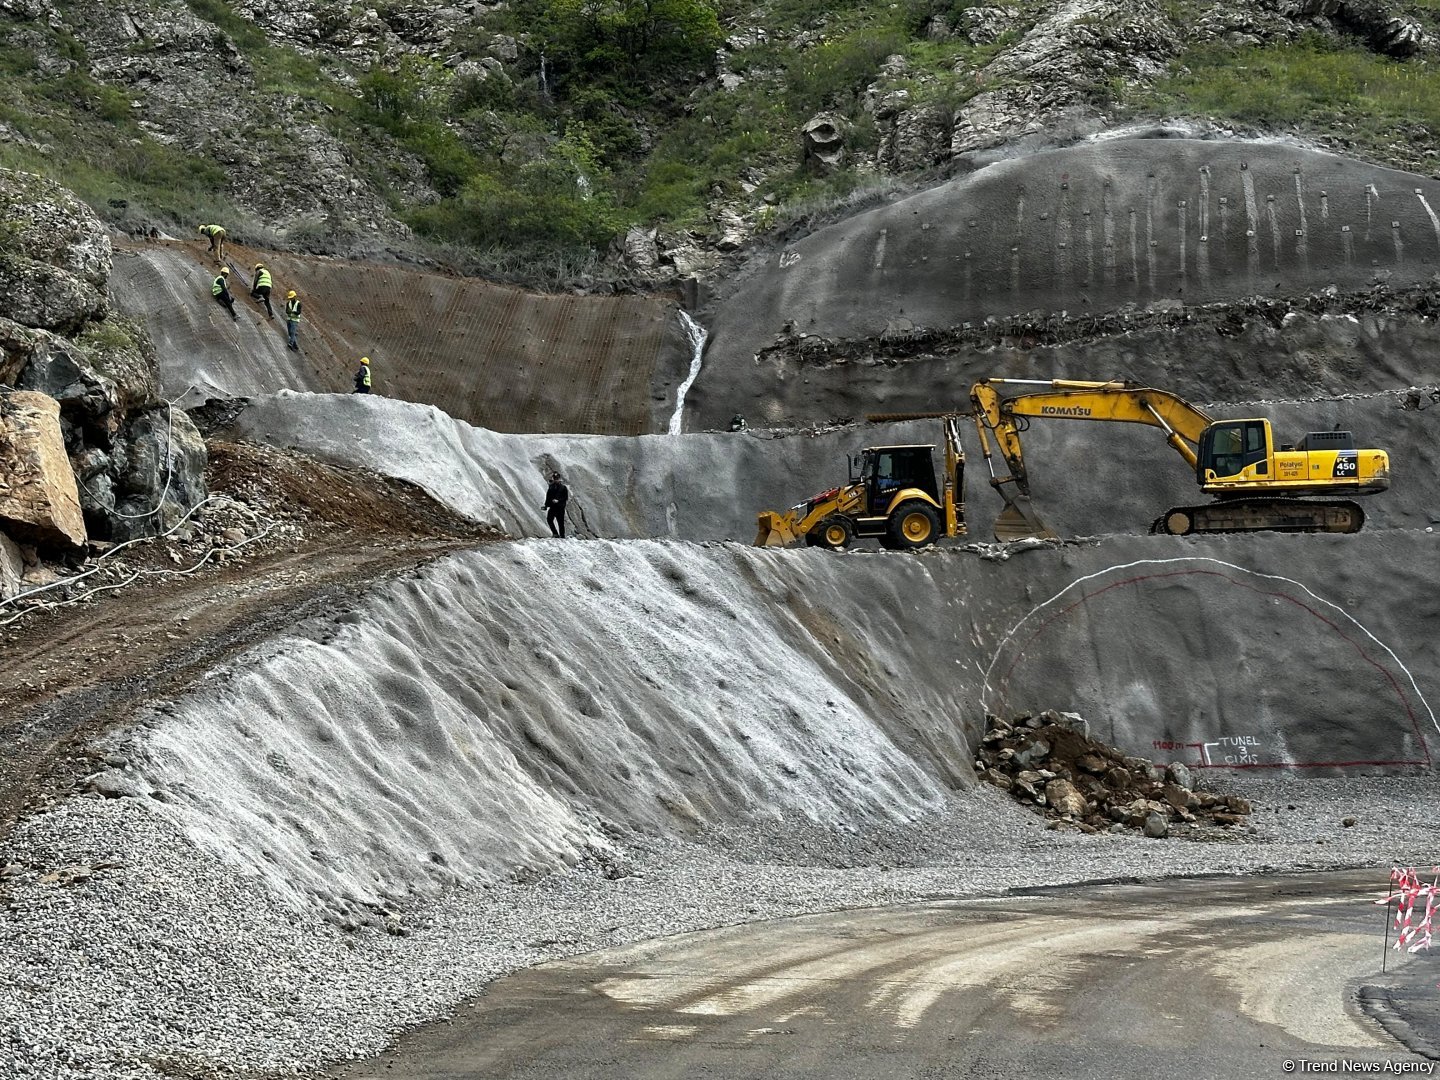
[754,418,967,549]
[970,378,1392,540]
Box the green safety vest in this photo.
[212,275,227,296]
[358,365,371,388]
[254,268,272,290]
[285,298,302,322]
[201,224,224,238]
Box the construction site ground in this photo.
[0,441,495,844]
[4,134,1440,1080]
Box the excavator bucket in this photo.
[993,495,1058,543]
[755,510,801,547]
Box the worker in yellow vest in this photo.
[211,267,237,321]
[251,263,274,319]
[353,356,372,394]
[197,224,226,261]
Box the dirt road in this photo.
[329,871,1439,1080]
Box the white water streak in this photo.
[667,310,708,436]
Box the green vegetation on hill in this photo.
[4,0,1440,273]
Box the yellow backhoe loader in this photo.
[755,418,967,550]
[970,378,1391,540]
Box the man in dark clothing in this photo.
[353,356,372,394]
[211,267,237,321]
[544,472,569,538]
[251,262,274,319]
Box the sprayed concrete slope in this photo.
[110,531,1436,928]
[223,391,1440,542]
[109,239,691,435]
[694,139,1440,426]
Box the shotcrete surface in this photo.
[695,139,1440,426]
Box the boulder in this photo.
[1044,778,1089,817]
[623,226,659,273]
[1143,811,1170,839]
[801,113,847,175]
[0,390,85,549]
[1165,762,1193,790]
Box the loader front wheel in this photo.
[887,501,940,550]
[810,516,855,551]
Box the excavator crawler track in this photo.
[1151,499,1366,536]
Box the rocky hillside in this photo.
[2,0,1439,282]
[0,168,206,599]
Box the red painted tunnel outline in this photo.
[983,560,1434,770]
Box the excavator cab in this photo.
[1196,420,1271,482]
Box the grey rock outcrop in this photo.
[802,113,848,174]
[110,406,209,541]
[951,0,1183,156]
[0,169,110,335]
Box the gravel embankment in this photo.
[1,773,1435,1080]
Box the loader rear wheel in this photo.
[809,516,855,551]
[887,501,940,550]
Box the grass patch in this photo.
[1138,35,1440,129]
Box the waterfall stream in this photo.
[666,310,707,435]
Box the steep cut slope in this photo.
[696,138,1440,427]
[91,533,1436,929]
[221,390,1440,543]
[110,238,690,434]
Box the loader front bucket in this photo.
[755,510,800,547]
[993,495,1058,543]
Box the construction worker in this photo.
[197,224,226,261]
[353,356,372,394]
[284,290,302,350]
[251,262,274,319]
[544,472,569,538]
[211,267,237,321]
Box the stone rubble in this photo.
[976,710,1254,838]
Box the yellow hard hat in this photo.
[286,290,296,299]
[360,356,370,365]
[254,262,264,270]
[197,225,205,233]
[220,267,230,275]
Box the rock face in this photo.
[0,391,87,549]
[0,169,207,546]
[976,710,1253,836]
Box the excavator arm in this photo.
[970,379,1216,541]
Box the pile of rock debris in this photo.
[976,711,1252,839]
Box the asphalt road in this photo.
[331,870,1439,1079]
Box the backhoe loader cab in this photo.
[754,420,967,550]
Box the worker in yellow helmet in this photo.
[250,262,274,319]
[284,289,302,351]
[197,223,226,262]
[210,266,237,321]
[353,356,372,394]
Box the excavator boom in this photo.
[969,378,1389,540]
